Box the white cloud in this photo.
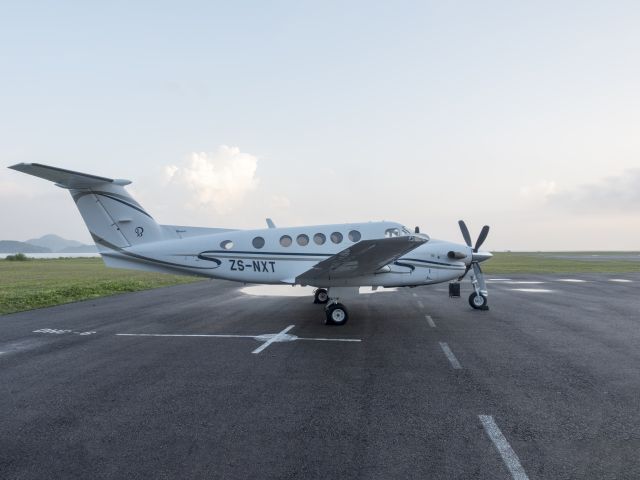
[165,145,259,214]
[269,194,291,209]
[519,180,557,199]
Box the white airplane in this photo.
[9,163,493,325]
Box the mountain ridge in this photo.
[0,234,96,253]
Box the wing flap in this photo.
[296,235,428,283]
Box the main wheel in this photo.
[468,292,489,310]
[314,288,329,304]
[325,303,349,326]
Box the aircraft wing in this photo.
[296,235,428,283]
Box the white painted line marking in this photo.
[412,292,418,297]
[479,415,530,480]
[610,279,632,283]
[252,325,296,354]
[297,337,361,342]
[509,288,555,293]
[34,328,96,336]
[439,342,462,369]
[417,300,425,309]
[487,278,512,281]
[558,279,587,283]
[504,281,545,285]
[425,315,436,328]
[117,333,256,338]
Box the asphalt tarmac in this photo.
[1,274,639,479]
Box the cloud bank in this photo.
[164,146,260,214]
[548,169,640,213]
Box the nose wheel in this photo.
[325,303,349,325]
[468,292,489,310]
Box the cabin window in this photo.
[313,233,326,245]
[220,240,234,250]
[252,236,265,249]
[280,235,292,247]
[297,234,309,246]
[330,232,343,244]
[385,228,400,238]
[348,230,361,242]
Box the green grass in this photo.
[483,252,640,274]
[0,257,203,315]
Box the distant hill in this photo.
[0,234,96,253]
[0,241,51,253]
[26,234,88,252]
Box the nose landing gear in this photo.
[468,292,489,310]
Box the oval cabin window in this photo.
[330,232,343,244]
[280,235,292,247]
[297,234,309,246]
[252,236,265,249]
[313,233,326,245]
[348,230,361,242]
[220,240,234,250]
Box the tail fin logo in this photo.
[135,227,144,237]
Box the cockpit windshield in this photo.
[385,226,413,238]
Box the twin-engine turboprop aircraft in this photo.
[9,163,493,325]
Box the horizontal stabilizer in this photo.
[8,163,131,189]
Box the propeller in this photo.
[457,220,491,281]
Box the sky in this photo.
[1,1,639,250]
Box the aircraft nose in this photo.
[472,251,493,263]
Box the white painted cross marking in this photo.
[417,300,425,309]
[425,315,436,328]
[479,415,530,480]
[252,325,295,354]
[439,342,462,369]
[116,326,362,354]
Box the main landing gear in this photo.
[313,287,353,325]
[314,288,329,304]
[325,302,349,326]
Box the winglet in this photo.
[8,163,131,189]
[266,218,276,229]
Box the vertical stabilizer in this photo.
[9,163,169,250]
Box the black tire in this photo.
[468,292,489,310]
[325,303,349,325]
[314,288,329,304]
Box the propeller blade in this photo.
[474,225,490,252]
[458,264,472,281]
[458,220,472,247]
